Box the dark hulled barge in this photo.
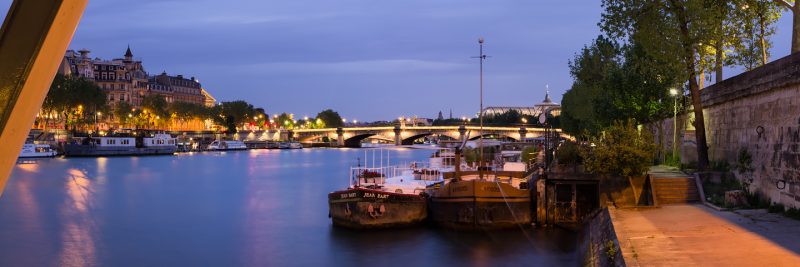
[328,187,427,229]
[429,173,531,230]
[328,159,445,229]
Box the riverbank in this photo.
[611,204,800,266]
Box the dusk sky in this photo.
[0,1,795,121]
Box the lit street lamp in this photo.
[669,88,679,161]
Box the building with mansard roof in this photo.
[58,46,212,107]
[481,91,561,118]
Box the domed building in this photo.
[481,91,561,119]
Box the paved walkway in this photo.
[611,204,800,267]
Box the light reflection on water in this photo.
[0,148,576,266]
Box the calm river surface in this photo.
[0,148,576,266]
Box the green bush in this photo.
[736,148,754,174]
[768,203,785,213]
[664,153,680,167]
[556,141,581,165]
[521,146,538,164]
[580,120,656,178]
[709,160,730,172]
[702,174,742,208]
[785,208,800,220]
[745,191,771,209]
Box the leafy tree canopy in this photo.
[316,109,343,128]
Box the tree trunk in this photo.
[715,19,723,83]
[760,14,768,65]
[673,2,710,170]
[687,72,710,170]
[699,70,705,89]
[794,4,800,53]
[715,43,723,83]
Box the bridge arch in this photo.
[343,133,393,147]
[468,133,519,141]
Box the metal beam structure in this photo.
[0,0,88,196]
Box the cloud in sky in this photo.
[0,1,795,120]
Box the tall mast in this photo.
[478,37,485,180]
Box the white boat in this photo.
[18,143,57,158]
[63,134,177,157]
[208,140,247,151]
[289,142,303,149]
[277,142,290,149]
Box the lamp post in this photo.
[539,112,549,173]
[669,88,678,161]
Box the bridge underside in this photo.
[468,134,519,141]
[343,133,389,147]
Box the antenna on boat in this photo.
[472,37,488,180]
[454,130,471,180]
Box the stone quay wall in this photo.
[579,208,626,267]
[656,52,800,209]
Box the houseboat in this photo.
[63,133,177,157]
[277,142,303,149]
[329,154,446,229]
[18,143,57,158]
[207,140,247,151]
[289,142,303,149]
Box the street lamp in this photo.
[669,88,679,161]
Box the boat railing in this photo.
[349,161,447,187]
[349,166,399,187]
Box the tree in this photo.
[42,74,107,132]
[113,101,134,128]
[276,112,295,129]
[601,0,717,169]
[581,120,656,178]
[215,100,256,129]
[731,0,781,69]
[561,36,620,137]
[773,0,800,53]
[169,101,210,129]
[316,109,343,128]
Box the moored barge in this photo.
[328,187,427,229]
[328,157,445,229]
[64,134,177,157]
[429,173,531,230]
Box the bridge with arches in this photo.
[288,125,564,147]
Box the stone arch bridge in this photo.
[287,125,564,147]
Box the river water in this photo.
[0,148,577,266]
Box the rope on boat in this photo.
[494,172,535,245]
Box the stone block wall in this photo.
[579,208,626,267]
[655,52,800,209]
[702,84,800,209]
